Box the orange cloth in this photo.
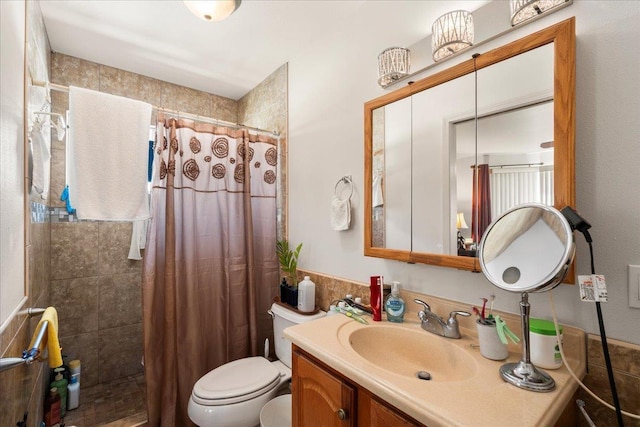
[29,307,63,368]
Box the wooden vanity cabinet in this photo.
[292,346,423,427]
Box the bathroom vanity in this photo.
[285,298,586,427]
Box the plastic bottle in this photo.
[529,318,563,369]
[67,374,80,410]
[385,281,406,323]
[44,387,61,427]
[50,368,68,417]
[369,276,382,321]
[68,359,81,384]
[297,276,316,312]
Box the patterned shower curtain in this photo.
[142,115,279,426]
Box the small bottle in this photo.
[297,276,316,312]
[68,359,81,384]
[44,387,61,427]
[50,368,68,418]
[385,281,405,323]
[67,374,80,410]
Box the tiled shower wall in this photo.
[49,53,287,387]
[0,2,52,426]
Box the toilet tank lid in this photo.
[270,303,326,323]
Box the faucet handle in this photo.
[413,299,431,312]
[449,310,471,320]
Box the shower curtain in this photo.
[142,115,279,426]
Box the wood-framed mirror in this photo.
[364,18,575,275]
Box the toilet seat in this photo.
[192,357,281,406]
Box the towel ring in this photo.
[334,176,353,201]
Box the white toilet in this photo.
[188,303,325,427]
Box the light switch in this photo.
[628,265,640,309]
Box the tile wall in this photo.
[300,269,640,427]
[48,54,288,389]
[0,2,52,426]
[48,53,239,388]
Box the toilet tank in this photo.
[270,303,325,368]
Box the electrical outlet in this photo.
[628,265,640,309]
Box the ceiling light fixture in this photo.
[377,47,410,88]
[432,10,474,62]
[183,0,241,22]
[510,0,570,26]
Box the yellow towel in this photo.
[29,307,63,368]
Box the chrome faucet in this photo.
[413,299,470,339]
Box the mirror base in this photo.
[499,360,556,392]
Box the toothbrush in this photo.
[480,297,488,320]
[488,294,495,319]
[337,307,369,324]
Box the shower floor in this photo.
[62,374,147,427]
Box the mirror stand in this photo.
[499,292,555,392]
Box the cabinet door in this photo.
[358,390,423,427]
[292,350,355,427]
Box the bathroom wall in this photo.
[286,1,640,425]
[48,53,239,388]
[287,0,640,351]
[0,2,52,426]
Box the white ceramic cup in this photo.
[476,319,509,361]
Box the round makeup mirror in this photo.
[478,203,575,392]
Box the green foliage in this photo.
[276,239,303,286]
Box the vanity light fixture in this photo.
[183,0,241,22]
[432,10,474,62]
[510,0,571,26]
[377,47,411,88]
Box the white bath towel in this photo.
[330,196,351,231]
[29,121,51,201]
[68,86,152,220]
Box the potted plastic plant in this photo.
[276,239,302,307]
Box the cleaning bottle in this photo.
[50,368,68,418]
[44,387,61,427]
[297,276,316,312]
[67,374,80,410]
[385,281,405,323]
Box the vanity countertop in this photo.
[284,305,586,427]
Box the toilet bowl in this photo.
[188,303,325,427]
[260,394,292,427]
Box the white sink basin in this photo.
[346,325,478,382]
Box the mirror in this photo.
[364,18,575,273]
[478,203,574,391]
[479,203,574,293]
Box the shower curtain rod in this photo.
[33,81,280,137]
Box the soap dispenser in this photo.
[385,281,405,323]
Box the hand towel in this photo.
[330,195,351,231]
[29,121,51,201]
[68,86,152,221]
[29,307,63,368]
[128,218,149,260]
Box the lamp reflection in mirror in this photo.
[183,0,241,22]
[378,47,410,88]
[432,10,474,62]
[510,0,571,26]
[456,212,468,250]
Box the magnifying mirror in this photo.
[478,203,575,392]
